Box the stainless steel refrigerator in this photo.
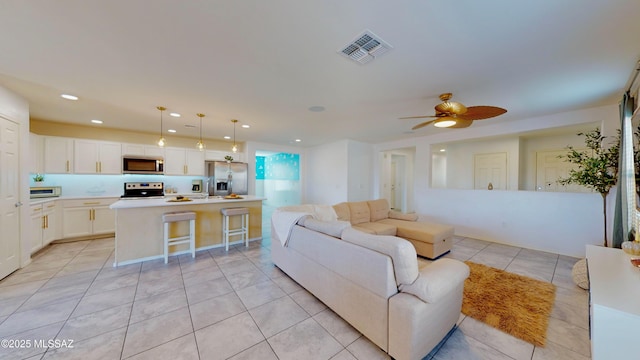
[206,161,248,196]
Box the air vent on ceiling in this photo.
[339,30,392,65]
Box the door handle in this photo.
[15,202,23,207]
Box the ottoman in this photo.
[380,219,454,259]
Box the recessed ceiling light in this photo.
[61,94,78,100]
[168,129,177,133]
[295,139,302,142]
[169,112,181,117]
[308,106,325,112]
[91,119,103,124]
[223,136,231,140]
[241,124,250,128]
[439,148,446,152]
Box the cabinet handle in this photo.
[66,160,70,172]
[99,161,102,173]
[184,165,187,174]
[45,215,48,229]
[46,204,55,209]
[83,202,100,205]
[42,216,46,229]
[92,209,95,221]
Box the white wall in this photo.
[374,104,621,257]
[0,85,30,266]
[347,140,373,202]
[306,140,348,205]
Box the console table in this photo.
[586,245,640,359]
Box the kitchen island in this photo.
[110,195,265,266]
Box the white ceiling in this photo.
[0,1,638,147]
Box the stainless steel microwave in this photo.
[122,156,164,174]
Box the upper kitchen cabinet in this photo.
[74,139,122,174]
[122,143,165,158]
[205,150,245,162]
[164,147,205,175]
[29,133,43,174]
[44,136,74,173]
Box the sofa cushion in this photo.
[368,199,390,222]
[341,228,418,286]
[303,218,351,238]
[349,201,371,225]
[333,202,351,222]
[399,259,469,303]
[389,210,419,222]
[379,219,453,244]
[353,222,397,236]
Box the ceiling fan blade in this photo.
[448,118,474,128]
[458,106,507,121]
[411,120,436,130]
[399,115,438,120]
[435,101,467,115]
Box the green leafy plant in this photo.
[32,173,45,182]
[557,128,619,247]
[224,155,233,162]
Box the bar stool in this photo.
[162,211,196,263]
[221,207,249,251]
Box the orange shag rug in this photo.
[462,261,556,347]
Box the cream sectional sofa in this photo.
[333,199,454,259]
[271,214,469,360]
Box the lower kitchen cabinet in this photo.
[61,198,117,239]
[29,201,57,253]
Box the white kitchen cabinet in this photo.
[165,147,205,175]
[74,140,122,174]
[205,150,245,162]
[29,201,57,253]
[43,136,73,173]
[122,143,165,158]
[29,133,43,174]
[62,198,117,239]
[29,204,44,253]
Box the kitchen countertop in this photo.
[29,195,120,205]
[110,195,266,209]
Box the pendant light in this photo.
[157,106,166,147]
[231,119,238,153]
[196,113,205,151]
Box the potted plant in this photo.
[32,173,45,185]
[557,128,619,247]
[224,155,233,163]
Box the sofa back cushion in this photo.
[349,201,371,225]
[341,228,419,287]
[333,202,351,222]
[368,199,390,222]
[302,218,351,238]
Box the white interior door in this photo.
[474,152,507,190]
[0,117,20,279]
[391,155,406,210]
[536,149,589,192]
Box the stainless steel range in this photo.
[121,182,164,199]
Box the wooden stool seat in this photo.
[162,211,196,263]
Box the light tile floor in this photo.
[0,235,590,360]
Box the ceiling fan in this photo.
[400,93,507,129]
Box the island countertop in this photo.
[110,195,265,266]
[110,195,266,209]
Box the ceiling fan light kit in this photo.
[400,93,507,130]
[434,118,457,128]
